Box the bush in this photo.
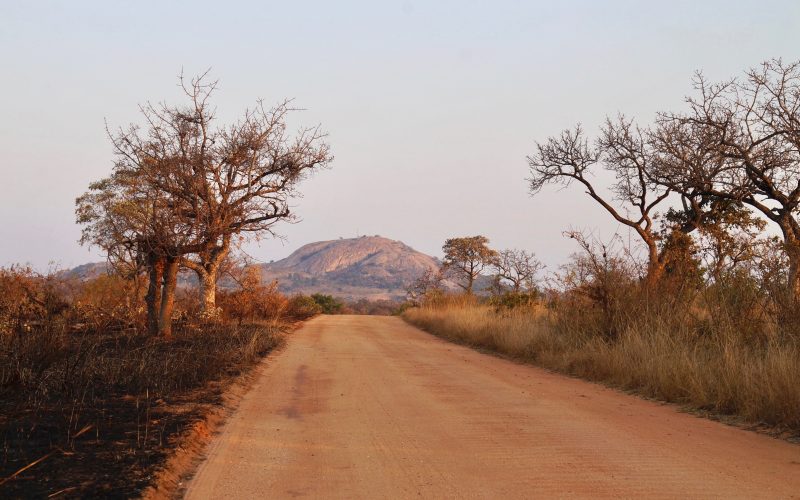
[0,266,70,335]
[310,293,344,314]
[488,291,538,311]
[285,294,322,320]
[344,298,402,315]
[74,273,144,331]
[218,267,289,324]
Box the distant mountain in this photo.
[64,236,443,300]
[61,262,110,281]
[260,236,442,300]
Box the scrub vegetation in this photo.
[405,60,800,436]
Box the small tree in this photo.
[442,236,497,294]
[663,201,765,283]
[491,249,544,294]
[76,164,202,337]
[405,268,445,305]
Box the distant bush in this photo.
[344,298,402,315]
[74,273,144,331]
[285,294,322,320]
[310,293,344,314]
[488,291,539,311]
[0,266,69,335]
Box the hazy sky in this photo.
[2,1,799,270]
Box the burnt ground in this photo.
[0,325,284,499]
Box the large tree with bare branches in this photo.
[528,116,736,287]
[149,75,332,314]
[528,117,677,286]
[77,72,331,334]
[652,59,800,297]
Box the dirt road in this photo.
[186,315,800,499]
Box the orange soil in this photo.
[186,315,800,498]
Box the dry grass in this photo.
[0,323,285,497]
[404,298,800,433]
[0,267,292,497]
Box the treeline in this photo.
[413,59,800,338]
[406,236,543,307]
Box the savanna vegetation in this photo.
[404,60,800,436]
[1,74,330,496]
[5,55,800,495]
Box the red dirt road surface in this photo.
[186,315,800,499]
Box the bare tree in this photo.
[528,116,730,287]
[442,236,497,294]
[528,118,673,286]
[405,268,445,305]
[76,163,202,336]
[652,59,800,297]
[491,249,543,293]
[155,75,332,315]
[81,72,331,329]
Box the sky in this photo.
[1,0,799,270]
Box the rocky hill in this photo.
[260,236,441,300]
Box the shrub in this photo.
[74,273,144,331]
[0,267,70,335]
[488,291,538,311]
[218,267,289,324]
[310,293,344,314]
[285,294,322,320]
[344,298,402,315]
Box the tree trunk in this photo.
[785,238,800,301]
[200,270,216,314]
[159,257,179,337]
[643,240,665,289]
[188,235,230,315]
[777,217,800,302]
[145,254,164,336]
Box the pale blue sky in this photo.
[1,1,798,269]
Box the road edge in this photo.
[401,315,800,445]
[138,325,295,499]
